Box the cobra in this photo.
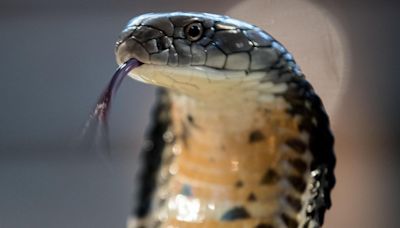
[105,12,335,228]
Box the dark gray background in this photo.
[0,1,399,227]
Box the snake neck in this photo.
[167,69,292,137]
[169,91,258,137]
[151,71,312,226]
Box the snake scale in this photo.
[107,12,335,228]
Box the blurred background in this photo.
[0,0,399,227]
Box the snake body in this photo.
[115,12,335,228]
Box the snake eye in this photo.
[185,22,203,41]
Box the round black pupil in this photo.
[188,25,200,37]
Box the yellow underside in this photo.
[152,93,311,227]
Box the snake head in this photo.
[115,12,300,95]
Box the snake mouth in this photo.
[115,35,154,66]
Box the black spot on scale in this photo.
[247,193,257,202]
[255,223,274,228]
[249,130,265,143]
[235,180,244,188]
[288,175,307,193]
[186,114,201,129]
[285,195,303,212]
[289,158,308,173]
[285,138,307,154]
[280,213,299,228]
[220,206,251,221]
[260,169,280,185]
[180,184,193,197]
[180,121,190,147]
[187,114,194,124]
[299,118,314,133]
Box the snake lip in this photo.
[115,36,151,67]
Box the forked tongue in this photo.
[81,58,142,154]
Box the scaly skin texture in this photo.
[116,12,335,228]
[153,92,312,228]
